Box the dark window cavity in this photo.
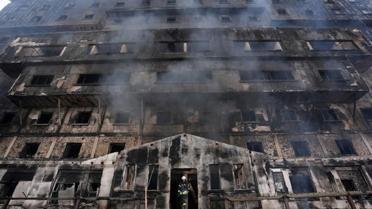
[233,164,245,189]
[91,43,132,55]
[84,14,94,20]
[113,112,129,124]
[36,112,53,125]
[247,141,264,153]
[115,2,125,7]
[291,141,311,157]
[281,110,298,121]
[77,74,102,85]
[0,112,15,125]
[319,70,345,81]
[167,16,176,23]
[108,143,125,154]
[242,110,256,122]
[167,0,176,6]
[277,8,288,15]
[290,174,315,193]
[209,164,221,190]
[220,15,232,23]
[156,112,172,125]
[148,165,159,190]
[361,108,372,125]
[240,71,294,81]
[73,111,92,124]
[62,143,82,158]
[336,139,356,155]
[157,71,212,83]
[19,143,40,158]
[236,41,282,51]
[30,75,54,86]
[308,40,358,51]
[30,16,42,22]
[341,179,356,191]
[57,15,67,21]
[123,164,136,190]
[19,46,64,57]
[320,109,339,121]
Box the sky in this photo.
[0,0,10,11]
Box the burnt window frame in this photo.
[239,70,294,82]
[121,164,136,190]
[30,16,42,23]
[112,112,130,124]
[90,43,134,55]
[18,46,64,57]
[76,74,102,85]
[84,14,94,20]
[72,111,92,125]
[241,110,257,123]
[320,109,339,122]
[233,164,246,190]
[209,164,221,190]
[157,71,212,83]
[247,141,264,153]
[336,139,356,155]
[35,111,53,125]
[0,112,16,125]
[318,70,345,82]
[19,142,40,158]
[341,179,357,191]
[289,171,315,193]
[277,8,288,15]
[361,108,372,126]
[147,164,159,191]
[290,141,311,157]
[220,15,232,23]
[62,143,82,159]
[307,40,359,51]
[235,40,283,52]
[281,109,299,121]
[56,15,67,21]
[30,75,54,86]
[108,143,125,154]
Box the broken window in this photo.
[336,139,356,155]
[167,16,177,23]
[341,179,356,191]
[209,164,221,190]
[167,0,176,6]
[361,108,372,125]
[36,111,53,125]
[30,75,54,86]
[84,14,94,20]
[122,164,136,190]
[115,2,125,7]
[91,2,100,8]
[62,143,82,158]
[160,41,208,53]
[0,169,35,202]
[240,71,294,81]
[51,170,82,204]
[143,0,151,7]
[156,112,172,125]
[90,43,132,55]
[220,15,232,23]
[157,71,212,83]
[0,112,15,125]
[238,41,282,51]
[319,70,345,81]
[291,141,311,157]
[148,165,159,190]
[113,112,129,124]
[19,143,40,158]
[57,15,67,21]
[307,40,358,51]
[18,46,64,57]
[242,110,256,122]
[108,143,125,154]
[73,111,92,124]
[30,16,42,23]
[290,172,315,193]
[272,170,288,193]
[281,110,299,121]
[77,74,102,85]
[87,171,102,197]
[320,109,339,121]
[233,164,245,189]
[277,8,288,15]
[247,141,264,153]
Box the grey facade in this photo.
[0,0,372,208]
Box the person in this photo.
[177,175,194,209]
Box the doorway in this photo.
[170,169,198,209]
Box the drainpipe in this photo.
[283,195,290,209]
[346,194,357,209]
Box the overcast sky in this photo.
[0,0,10,11]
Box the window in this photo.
[361,108,372,123]
[305,9,314,16]
[242,110,256,122]
[57,15,67,21]
[156,112,172,125]
[277,8,288,15]
[237,41,282,51]
[115,2,125,7]
[219,0,229,3]
[122,164,136,190]
[341,179,356,191]
[77,74,102,85]
[167,16,176,23]
[307,40,358,51]
[18,46,64,57]
[336,139,356,155]
[90,43,132,55]
[113,112,129,124]
[220,15,231,23]
[73,111,92,124]
[209,164,221,190]
[320,109,339,121]
[0,169,35,200]
[62,143,82,158]
[148,165,159,190]
[281,110,299,121]
[272,171,288,193]
[233,164,244,189]
[247,141,264,153]
[167,0,176,6]
[87,172,102,197]
[84,14,94,20]
[143,0,151,7]
[240,71,294,81]
[291,141,311,157]
[318,70,345,81]
[91,2,100,8]
[0,112,15,125]
[157,71,212,83]
[19,143,40,158]
[35,112,53,125]
[290,174,315,193]
[30,16,42,23]
[108,143,125,154]
[30,75,54,86]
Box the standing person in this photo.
[177,175,196,209]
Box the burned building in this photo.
[0,0,371,208]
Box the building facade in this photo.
[0,0,372,208]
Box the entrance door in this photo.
[170,169,198,209]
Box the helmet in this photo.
[181,176,187,181]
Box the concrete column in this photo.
[4,136,17,158]
[46,138,58,159]
[90,136,99,158]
